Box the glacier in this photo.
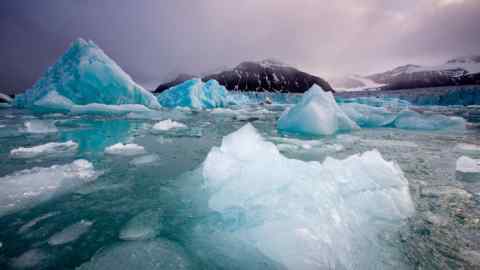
[14,38,160,112]
[201,123,414,270]
[277,85,359,136]
[157,78,245,109]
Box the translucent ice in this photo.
[277,85,359,136]
[130,154,160,166]
[48,220,93,246]
[105,143,146,156]
[158,78,240,109]
[0,160,97,217]
[152,119,187,131]
[201,123,414,270]
[77,240,192,270]
[15,38,160,111]
[393,110,466,130]
[10,140,78,159]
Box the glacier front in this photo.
[200,123,414,270]
[15,38,160,112]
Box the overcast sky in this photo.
[1,0,479,94]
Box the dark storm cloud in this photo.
[0,0,479,94]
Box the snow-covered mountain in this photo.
[367,56,480,90]
[332,56,480,91]
[154,59,333,93]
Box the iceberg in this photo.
[105,143,146,156]
[10,140,78,159]
[393,110,466,130]
[0,160,97,217]
[456,156,480,182]
[15,38,160,111]
[340,103,397,127]
[201,124,414,269]
[152,119,187,131]
[23,119,58,134]
[277,85,359,136]
[158,78,242,109]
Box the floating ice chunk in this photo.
[340,103,397,127]
[393,110,466,130]
[201,123,414,269]
[0,160,97,217]
[105,143,146,156]
[18,212,59,234]
[10,249,48,269]
[119,210,161,241]
[23,120,58,134]
[10,140,78,159]
[152,119,187,131]
[158,78,241,109]
[456,156,480,182]
[455,143,480,154]
[277,85,359,136]
[77,240,192,270]
[130,154,159,166]
[15,38,160,110]
[48,220,93,246]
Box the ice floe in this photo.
[23,120,58,134]
[119,210,162,241]
[152,119,187,131]
[456,156,480,182]
[10,140,78,159]
[105,143,146,156]
[130,154,160,166]
[0,160,97,217]
[48,220,93,246]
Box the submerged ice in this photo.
[201,123,414,270]
[15,38,160,112]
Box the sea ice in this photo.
[10,249,48,269]
[119,210,162,240]
[0,160,97,217]
[105,143,146,156]
[455,143,480,154]
[201,123,414,270]
[130,154,159,166]
[18,212,59,234]
[10,140,78,159]
[456,156,480,182]
[77,240,192,270]
[277,85,359,136]
[158,78,240,109]
[152,119,187,131]
[393,110,466,130]
[48,220,93,246]
[15,38,160,111]
[23,120,58,134]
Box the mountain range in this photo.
[154,59,333,93]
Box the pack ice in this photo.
[157,78,242,109]
[201,123,414,270]
[277,85,359,136]
[15,38,160,112]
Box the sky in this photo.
[0,0,479,94]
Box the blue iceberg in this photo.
[15,38,160,112]
[340,103,398,128]
[277,85,359,136]
[157,78,245,109]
